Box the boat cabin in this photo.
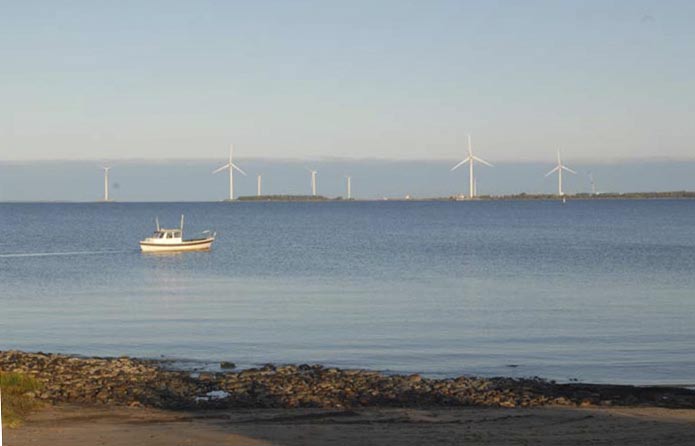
[152,229,182,240]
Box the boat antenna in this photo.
[180,214,184,231]
[155,217,160,231]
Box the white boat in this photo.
[139,215,215,253]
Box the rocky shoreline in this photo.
[2,350,694,410]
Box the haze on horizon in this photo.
[1,1,694,164]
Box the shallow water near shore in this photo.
[1,200,694,385]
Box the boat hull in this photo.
[139,237,215,253]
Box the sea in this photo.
[1,200,694,385]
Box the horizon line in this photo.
[2,191,695,204]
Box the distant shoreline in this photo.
[2,191,695,203]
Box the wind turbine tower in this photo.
[450,134,493,199]
[345,175,352,200]
[588,172,596,195]
[100,166,112,202]
[257,174,262,197]
[307,168,318,196]
[213,144,247,200]
[545,150,576,196]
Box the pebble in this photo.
[2,350,693,410]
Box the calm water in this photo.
[1,201,694,385]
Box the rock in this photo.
[220,361,236,370]
[407,374,422,383]
[2,350,694,411]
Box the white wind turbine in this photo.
[306,168,318,196]
[257,174,262,197]
[345,175,352,200]
[588,171,597,195]
[545,150,576,196]
[450,134,493,199]
[213,144,246,200]
[100,166,112,201]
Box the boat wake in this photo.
[0,250,132,258]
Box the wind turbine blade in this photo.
[212,164,230,174]
[472,156,494,167]
[545,166,560,177]
[232,163,247,175]
[562,166,577,175]
[450,157,471,171]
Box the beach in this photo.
[6,400,695,445]
[3,350,695,445]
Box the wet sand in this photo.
[6,404,695,446]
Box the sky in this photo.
[1,0,694,164]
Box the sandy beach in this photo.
[6,404,695,446]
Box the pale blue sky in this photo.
[1,0,693,162]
